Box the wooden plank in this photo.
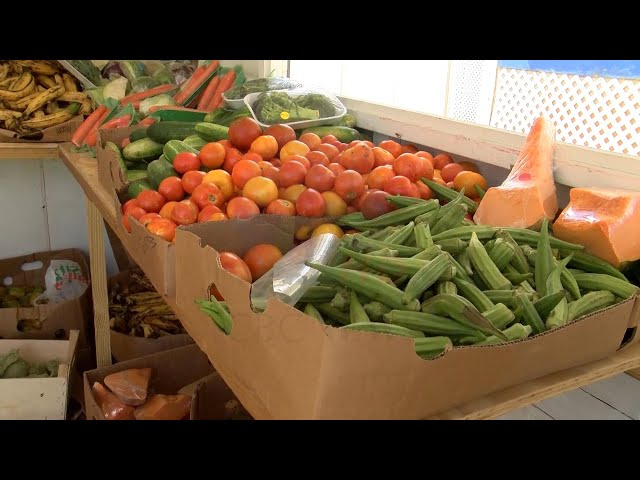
[85,199,111,367]
[625,368,640,381]
[495,405,554,420]
[535,388,631,420]
[582,374,640,420]
[0,143,61,160]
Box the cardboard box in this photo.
[0,249,92,347]
[175,220,640,420]
[83,344,215,420]
[0,330,78,420]
[108,270,193,362]
[0,115,83,143]
[190,372,253,420]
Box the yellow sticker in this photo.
[280,111,290,120]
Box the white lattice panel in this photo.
[491,68,640,156]
[447,60,498,125]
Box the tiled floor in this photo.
[496,373,640,420]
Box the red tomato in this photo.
[334,170,365,203]
[171,201,198,226]
[304,165,336,192]
[295,188,326,217]
[222,148,243,173]
[173,152,201,175]
[146,218,176,242]
[136,190,166,213]
[181,170,206,195]
[243,244,283,281]
[158,177,185,202]
[122,199,140,216]
[198,205,223,223]
[361,190,396,219]
[384,176,418,197]
[199,142,226,169]
[231,159,262,189]
[139,212,162,226]
[393,153,424,182]
[228,117,262,151]
[122,206,146,233]
[191,182,225,210]
[211,252,253,300]
[279,160,308,188]
[340,143,375,174]
[263,124,296,153]
[226,197,260,219]
[306,150,330,167]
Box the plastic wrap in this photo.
[134,394,192,420]
[33,259,89,306]
[251,234,340,312]
[91,382,135,420]
[224,77,303,100]
[103,368,152,406]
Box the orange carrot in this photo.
[71,105,107,147]
[119,84,177,107]
[139,117,156,126]
[174,61,220,106]
[208,70,236,111]
[197,75,220,110]
[148,105,209,114]
[173,65,205,104]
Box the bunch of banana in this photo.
[109,272,187,339]
[0,60,93,134]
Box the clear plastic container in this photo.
[221,91,246,110]
[244,88,347,130]
[222,77,304,110]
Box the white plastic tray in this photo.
[244,88,347,130]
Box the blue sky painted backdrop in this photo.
[498,60,640,79]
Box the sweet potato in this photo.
[134,394,192,420]
[91,382,135,420]
[104,368,152,406]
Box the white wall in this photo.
[0,158,118,275]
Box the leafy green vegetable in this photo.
[296,93,336,118]
[225,77,303,100]
[203,106,252,126]
[131,76,162,93]
[0,350,59,378]
[66,60,102,86]
[103,77,129,101]
[152,67,174,85]
[139,94,177,116]
[0,350,18,376]
[120,61,147,82]
[253,91,335,125]
[3,359,28,379]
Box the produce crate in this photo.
[175,219,640,420]
[0,115,83,143]
[108,270,193,362]
[83,343,215,420]
[0,249,92,347]
[190,372,253,420]
[0,330,79,420]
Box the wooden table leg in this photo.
[85,198,111,367]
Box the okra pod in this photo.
[534,218,554,297]
[414,336,453,359]
[567,290,616,322]
[487,238,516,271]
[330,290,351,312]
[307,262,421,311]
[403,254,451,304]
[348,234,421,257]
[300,286,336,303]
[456,248,474,276]
[545,256,573,329]
[431,225,497,243]
[500,227,584,251]
[339,247,430,276]
[432,204,468,235]
[435,188,467,221]
[364,301,392,322]
[384,310,485,338]
[415,209,438,226]
[475,323,533,346]
[368,226,397,241]
[196,298,233,335]
[514,292,546,335]
[303,303,325,324]
[468,232,512,290]
[385,221,415,245]
[341,201,438,229]
[560,250,629,282]
[340,321,425,338]
[412,244,442,261]
[445,252,473,283]
[435,238,469,255]
[572,273,639,300]
[533,291,567,319]
[338,247,399,271]
[421,177,479,213]
[386,195,428,208]
[497,230,529,274]
[504,272,533,284]
[315,303,351,325]
[350,291,370,323]
[414,222,433,249]
[482,303,516,330]
[474,184,486,199]
[393,275,409,287]
[451,277,495,312]
[436,281,458,295]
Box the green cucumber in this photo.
[129,128,148,143]
[149,109,207,123]
[337,114,357,128]
[123,138,164,162]
[127,179,152,199]
[195,122,229,142]
[146,121,199,144]
[183,135,207,150]
[126,170,147,182]
[163,140,199,163]
[147,157,177,189]
[104,141,127,174]
[300,126,360,143]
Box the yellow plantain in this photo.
[37,75,56,89]
[9,72,33,91]
[14,60,60,76]
[9,61,23,74]
[45,101,59,114]
[4,117,17,131]
[0,76,17,89]
[5,90,40,110]
[24,85,64,116]
[0,63,8,81]
[57,91,87,103]
[62,73,77,92]
[0,73,35,100]
[54,74,63,87]
[33,110,45,118]
[0,109,22,121]
[20,109,71,130]
[80,98,92,115]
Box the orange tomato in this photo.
[263,124,296,153]
[265,199,296,216]
[279,160,308,188]
[321,134,338,143]
[199,142,226,169]
[203,169,234,200]
[401,144,419,154]
[314,143,339,162]
[453,171,488,197]
[321,191,348,216]
[243,244,283,281]
[211,252,253,300]
[158,176,185,202]
[458,161,480,173]
[286,154,311,169]
[367,165,395,190]
[305,164,336,192]
[392,153,424,182]
[217,139,234,152]
[334,170,365,203]
[280,140,310,163]
[146,218,177,242]
[384,176,417,197]
[181,170,206,195]
[433,153,454,170]
[242,151,263,163]
[171,201,198,226]
[222,147,243,173]
[139,212,162,226]
[295,188,326,217]
[372,147,395,167]
[226,197,260,219]
[340,143,375,174]
[298,132,322,150]
[137,190,166,214]
[250,135,278,160]
[295,225,313,241]
[441,163,465,183]
[243,176,278,208]
[122,199,140,216]
[378,140,402,158]
[231,159,262,189]
[262,164,280,188]
[282,184,308,203]
[433,169,443,180]
[433,177,447,187]
[421,157,435,181]
[306,150,330,167]
[122,206,146,233]
[159,201,177,220]
[328,163,346,177]
[198,205,223,223]
[311,223,344,239]
[417,182,433,200]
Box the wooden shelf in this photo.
[0,142,62,160]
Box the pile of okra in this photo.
[302,184,639,360]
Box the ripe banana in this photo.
[62,73,77,92]
[4,91,39,110]
[4,117,17,131]
[37,75,56,89]
[45,101,59,114]
[80,98,92,115]
[57,91,87,103]
[23,85,64,116]
[54,74,63,87]
[0,76,17,89]
[0,73,35,100]
[14,60,60,76]
[20,109,71,130]
[0,109,22,121]
[33,110,45,118]
[0,63,8,82]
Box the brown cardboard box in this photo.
[0,115,83,143]
[107,270,193,362]
[96,127,176,297]
[83,344,214,420]
[0,249,92,348]
[175,219,640,420]
[190,372,253,420]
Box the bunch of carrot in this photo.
[171,60,237,112]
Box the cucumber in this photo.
[129,128,148,143]
[163,140,199,163]
[195,123,229,142]
[147,157,177,189]
[301,126,360,143]
[337,113,357,128]
[146,121,199,144]
[123,138,164,162]
[104,141,127,174]
[125,160,149,170]
[126,170,148,182]
[183,134,207,150]
[149,109,207,123]
[127,179,152,199]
